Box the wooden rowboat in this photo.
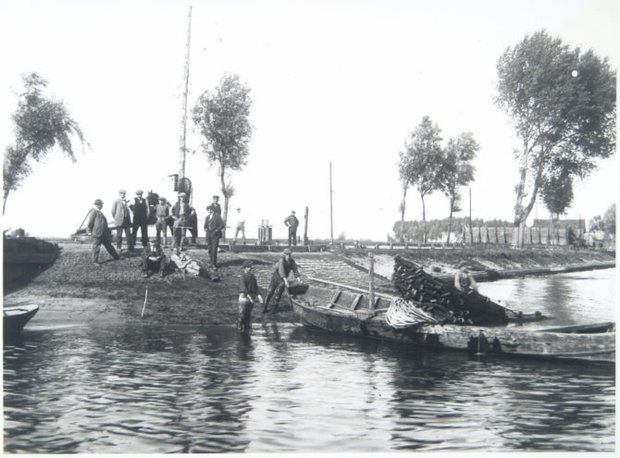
[291,285,615,364]
[3,304,39,341]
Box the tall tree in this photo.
[495,30,616,246]
[192,73,253,234]
[398,116,444,244]
[439,132,478,243]
[3,73,85,214]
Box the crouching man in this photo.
[142,239,170,278]
[238,260,263,333]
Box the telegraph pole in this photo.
[178,5,192,180]
[329,161,334,246]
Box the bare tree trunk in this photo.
[3,189,9,216]
[219,167,228,241]
[399,183,408,243]
[512,144,544,248]
[447,197,454,244]
[421,194,427,245]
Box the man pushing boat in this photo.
[263,248,303,314]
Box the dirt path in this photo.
[4,242,614,326]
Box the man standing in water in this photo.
[263,248,302,313]
[238,260,263,333]
[87,199,120,265]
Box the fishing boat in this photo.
[3,304,39,341]
[291,281,615,363]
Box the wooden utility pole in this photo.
[303,206,309,246]
[329,161,334,246]
[178,5,192,180]
[368,252,376,314]
[468,187,473,244]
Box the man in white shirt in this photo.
[233,207,246,244]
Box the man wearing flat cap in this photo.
[210,195,222,216]
[238,260,263,333]
[284,210,300,247]
[154,196,171,246]
[204,205,225,267]
[263,248,301,313]
[111,189,133,252]
[171,192,191,255]
[87,199,120,265]
[130,190,150,248]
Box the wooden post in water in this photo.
[303,206,309,246]
[368,252,375,314]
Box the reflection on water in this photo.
[3,270,616,453]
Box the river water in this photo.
[3,269,616,453]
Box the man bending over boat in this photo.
[263,248,302,313]
[454,266,478,294]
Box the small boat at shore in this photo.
[3,304,39,341]
[291,285,615,363]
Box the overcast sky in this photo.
[1,0,617,241]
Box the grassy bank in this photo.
[3,242,614,326]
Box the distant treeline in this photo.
[392,217,512,243]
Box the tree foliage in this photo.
[192,73,253,228]
[589,204,616,235]
[438,132,478,242]
[3,73,85,214]
[539,167,574,219]
[398,116,444,243]
[495,30,616,245]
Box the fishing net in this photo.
[384,298,441,328]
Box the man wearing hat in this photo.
[87,199,120,265]
[284,210,300,247]
[263,248,301,313]
[154,196,171,246]
[204,205,225,267]
[171,192,191,255]
[141,238,169,278]
[210,195,222,216]
[238,260,263,333]
[111,189,133,252]
[130,190,150,248]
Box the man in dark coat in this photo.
[141,239,170,278]
[284,210,299,246]
[87,199,120,265]
[263,248,301,313]
[204,205,225,267]
[130,190,149,248]
[238,260,263,333]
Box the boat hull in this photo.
[293,299,615,364]
[3,304,39,341]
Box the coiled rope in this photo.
[384,298,441,328]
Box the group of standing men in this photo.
[87,189,227,268]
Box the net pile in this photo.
[392,255,509,326]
